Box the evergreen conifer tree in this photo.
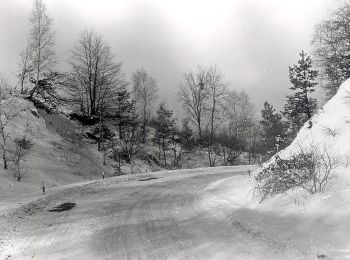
[179,118,195,151]
[153,103,176,166]
[260,102,287,158]
[113,89,135,140]
[283,50,318,136]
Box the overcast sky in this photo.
[0,0,334,117]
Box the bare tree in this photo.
[111,107,141,173]
[12,137,33,181]
[225,90,255,142]
[246,124,261,164]
[178,67,209,140]
[17,43,33,94]
[205,65,227,166]
[222,90,257,163]
[69,30,127,119]
[312,1,350,98]
[297,143,341,194]
[69,30,127,152]
[28,0,56,100]
[132,68,158,143]
[0,75,22,169]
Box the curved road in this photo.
[1,166,299,259]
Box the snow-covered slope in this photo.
[0,96,111,202]
[239,79,350,258]
[278,78,350,160]
[198,80,350,258]
[256,78,350,216]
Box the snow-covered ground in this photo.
[1,166,263,260]
[1,162,348,259]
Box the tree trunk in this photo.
[162,139,167,167]
[20,78,25,94]
[142,100,147,143]
[207,90,216,167]
[223,147,227,166]
[207,146,212,167]
[90,96,95,117]
[98,110,103,151]
[16,163,21,181]
[118,154,121,174]
[2,135,7,169]
[28,83,37,100]
[103,149,106,165]
[29,53,41,100]
[198,117,202,140]
[173,147,178,166]
[119,123,123,140]
[3,150,7,169]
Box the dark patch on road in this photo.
[138,177,159,182]
[48,202,76,212]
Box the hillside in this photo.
[275,78,350,162]
[257,78,350,203]
[0,96,112,203]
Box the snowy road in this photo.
[1,166,308,260]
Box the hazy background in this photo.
[0,0,334,117]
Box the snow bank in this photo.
[199,81,350,258]
[243,79,350,258]
[255,78,350,198]
[250,78,350,203]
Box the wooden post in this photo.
[42,181,45,195]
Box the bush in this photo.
[93,124,114,140]
[12,137,33,181]
[255,145,340,201]
[69,113,99,125]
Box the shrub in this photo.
[255,145,340,201]
[12,137,33,181]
